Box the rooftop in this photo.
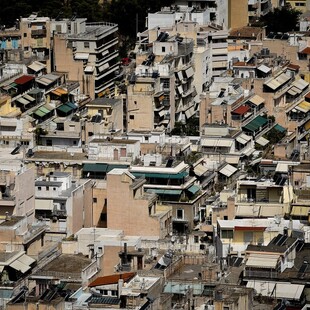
[39,253,91,274]
[89,272,135,287]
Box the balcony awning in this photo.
[84,65,95,73]
[295,101,310,113]
[274,124,286,133]
[194,164,208,176]
[74,53,89,60]
[33,106,50,118]
[257,64,271,74]
[256,136,269,146]
[246,254,279,269]
[232,105,250,115]
[248,95,265,106]
[243,115,268,132]
[35,199,54,210]
[236,133,251,145]
[133,171,188,179]
[83,163,108,172]
[291,206,310,216]
[23,94,36,102]
[146,188,182,195]
[219,164,237,177]
[187,185,200,195]
[57,103,76,114]
[201,138,233,147]
[16,97,30,105]
[185,67,194,78]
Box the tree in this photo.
[260,6,301,33]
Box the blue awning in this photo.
[188,185,200,195]
[146,189,182,195]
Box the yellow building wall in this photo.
[228,0,249,29]
[0,95,21,117]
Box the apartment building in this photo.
[52,18,120,99]
[34,172,93,236]
[106,168,171,238]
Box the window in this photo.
[129,115,134,120]
[224,216,228,220]
[134,101,137,105]
[194,235,199,243]
[93,198,97,203]
[46,186,49,191]
[38,187,41,191]
[46,139,53,146]
[88,132,94,137]
[73,140,77,145]
[23,33,27,37]
[176,209,184,219]
[145,136,149,141]
[53,187,56,191]
[221,229,233,239]
[84,42,90,48]
[162,46,166,53]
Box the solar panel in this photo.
[299,263,308,274]
[234,257,243,267]
[271,234,282,245]
[276,235,288,246]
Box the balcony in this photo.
[31,29,47,38]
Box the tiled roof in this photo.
[300,47,310,55]
[229,26,262,39]
[88,272,136,287]
[287,63,300,71]
[233,61,256,67]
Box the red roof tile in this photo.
[88,272,136,287]
[232,105,250,115]
[14,75,35,85]
[300,47,310,55]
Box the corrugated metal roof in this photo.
[194,164,208,176]
[257,64,271,73]
[10,260,31,273]
[35,199,54,211]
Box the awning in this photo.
[35,199,54,210]
[16,97,30,105]
[246,254,279,269]
[259,205,283,217]
[185,67,194,78]
[219,164,237,177]
[194,164,208,176]
[236,133,251,145]
[99,63,109,72]
[232,105,250,115]
[276,162,289,173]
[248,95,265,106]
[28,61,46,72]
[287,86,300,96]
[243,116,268,132]
[264,72,290,90]
[295,101,310,113]
[84,65,95,73]
[188,185,200,195]
[10,260,31,273]
[291,206,310,217]
[33,106,50,118]
[57,103,74,114]
[236,205,260,217]
[23,94,35,102]
[18,254,36,266]
[257,64,271,74]
[83,163,108,172]
[201,138,233,148]
[246,281,304,300]
[256,136,269,146]
[133,171,188,179]
[185,106,195,119]
[146,189,182,195]
[74,53,89,60]
[225,156,240,165]
[0,266,4,273]
[51,88,68,96]
[274,124,286,133]
[292,78,308,91]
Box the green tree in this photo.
[260,6,301,33]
